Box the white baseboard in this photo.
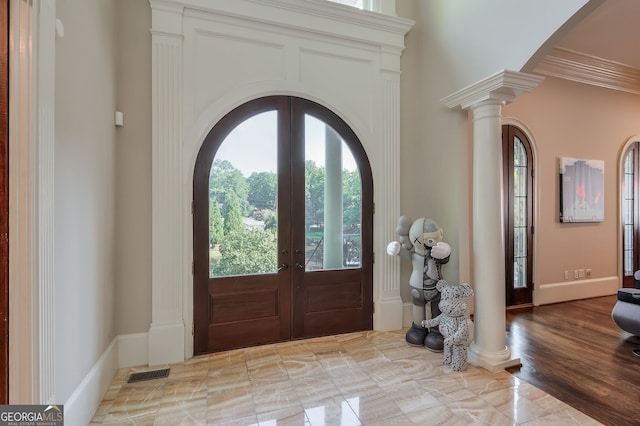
[536,276,619,305]
[64,337,119,426]
[118,332,149,368]
[148,322,185,366]
[64,332,151,425]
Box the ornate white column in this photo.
[9,0,56,403]
[442,70,543,371]
[375,48,405,331]
[149,2,185,366]
[469,99,512,370]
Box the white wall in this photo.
[54,0,117,403]
[412,0,593,94]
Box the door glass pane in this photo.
[623,149,635,277]
[209,111,278,277]
[514,257,526,289]
[304,114,361,271]
[514,136,526,166]
[513,138,528,289]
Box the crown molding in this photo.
[534,47,640,95]
[151,0,414,51]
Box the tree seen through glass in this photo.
[208,111,363,277]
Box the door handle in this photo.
[295,262,304,270]
[278,263,289,271]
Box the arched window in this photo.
[502,125,534,306]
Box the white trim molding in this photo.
[9,0,56,404]
[64,338,118,426]
[534,47,640,95]
[149,0,413,363]
[149,3,186,366]
[441,69,545,110]
[62,332,149,426]
[537,276,618,306]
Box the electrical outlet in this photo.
[564,270,569,280]
[574,270,579,279]
[586,268,592,278]
[578,269,585,278]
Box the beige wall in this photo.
[55,0,117,402]
[397,0,474,300]
[114,0,152,336]
[504,76,640,293]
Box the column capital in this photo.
[441,70,544,111]
[150,0,184,36]
[470,100,503,121]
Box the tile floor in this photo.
[90,329,602,425]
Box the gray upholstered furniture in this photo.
[612,288,640,337]
[612,270,640,337]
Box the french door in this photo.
[193,96,373,354]
[502,125,534,307]
[623,142,640,288]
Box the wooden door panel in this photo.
[301,270,366,313]
[294,270,372,338]
[207,318,285,352]
[206,277,291,352]
[301,308,369,338]
[211,290,280,323]
[305,279,363,312]
[205,275,291,352]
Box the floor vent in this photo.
[127,368,170,384]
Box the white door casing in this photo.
[149,0,413,364]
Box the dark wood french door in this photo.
[502,125,534,307]
[193,96,373,354]
[622,142,640,288]
[0,0,8,404]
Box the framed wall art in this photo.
[559,157,604,223]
